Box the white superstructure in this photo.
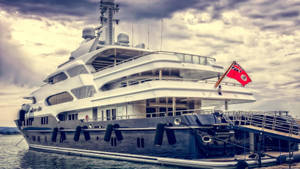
[24,0,255,123]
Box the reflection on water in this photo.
[0,135,178,169]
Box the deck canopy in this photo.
[87,48,151,72]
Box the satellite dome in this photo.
[101,0,115,4]
[82,27,95,40]
[117,33,129,44]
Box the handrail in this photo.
[223,110,300,137]
[114,108,214,120]
[85,108,214,122]
[117,77,242,89]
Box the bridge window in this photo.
[71,86,96,99]
[47,72,68,84]
[66,65,88,77]
[46,92,73,106]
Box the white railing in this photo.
[118,77,242,88]
[83,108,214,122]
[93,50,218,72]
[223,110,300,136]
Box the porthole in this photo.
[110,137,113,146]
[110,137,117,147]
[32,136,36,142]
[137,137,140,148]
[141,138,144,148]
[137,137,145,148]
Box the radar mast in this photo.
[99,0,120,45]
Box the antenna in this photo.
[147,24,150,49]
[160,19,163,51]
[131,23,134,47]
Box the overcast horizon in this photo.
[0,0,299,127]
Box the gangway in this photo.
[223,111,300,142]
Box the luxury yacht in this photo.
[16,0,300,168]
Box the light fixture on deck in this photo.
[174,118,182,126]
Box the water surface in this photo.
[0,135,179,169]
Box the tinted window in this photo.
[71,86,96,99]
[48,72,68,84]
[112,109,116,120]
[106,110,111,121]
[46,92,73,105]
[67,65,88,77]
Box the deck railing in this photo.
[223,110,300,136]
[95,50,219,72]
[113,108,214,120]
[118,77,242,88]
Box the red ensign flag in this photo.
[226,62,251,86]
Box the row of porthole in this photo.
[30,135,145,148]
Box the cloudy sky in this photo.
[0,0,299,126]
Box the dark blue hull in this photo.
[18,113,235,159]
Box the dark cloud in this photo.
[0,21,42,86]
[35,43,43,46]
[239,1,300,32]
[294,84,300,89]
[274,11,299,18]
[248,67,266,72]
[294,68,300,72]
[248,14,266,19]
[196,34,243,44]
[0,0,97,17]
[1,0,297,34]
[54,49,70,56]
[0,0,250,21]
[261,24,282,30]
[269,61,280,66]
[0,92,21,96]
[118,0,251,21]
[166,32,191,40]
[118,0,200,20]
[281,80,300,86]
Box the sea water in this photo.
[0,135,179,169]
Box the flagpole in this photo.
[214,61,236,88]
